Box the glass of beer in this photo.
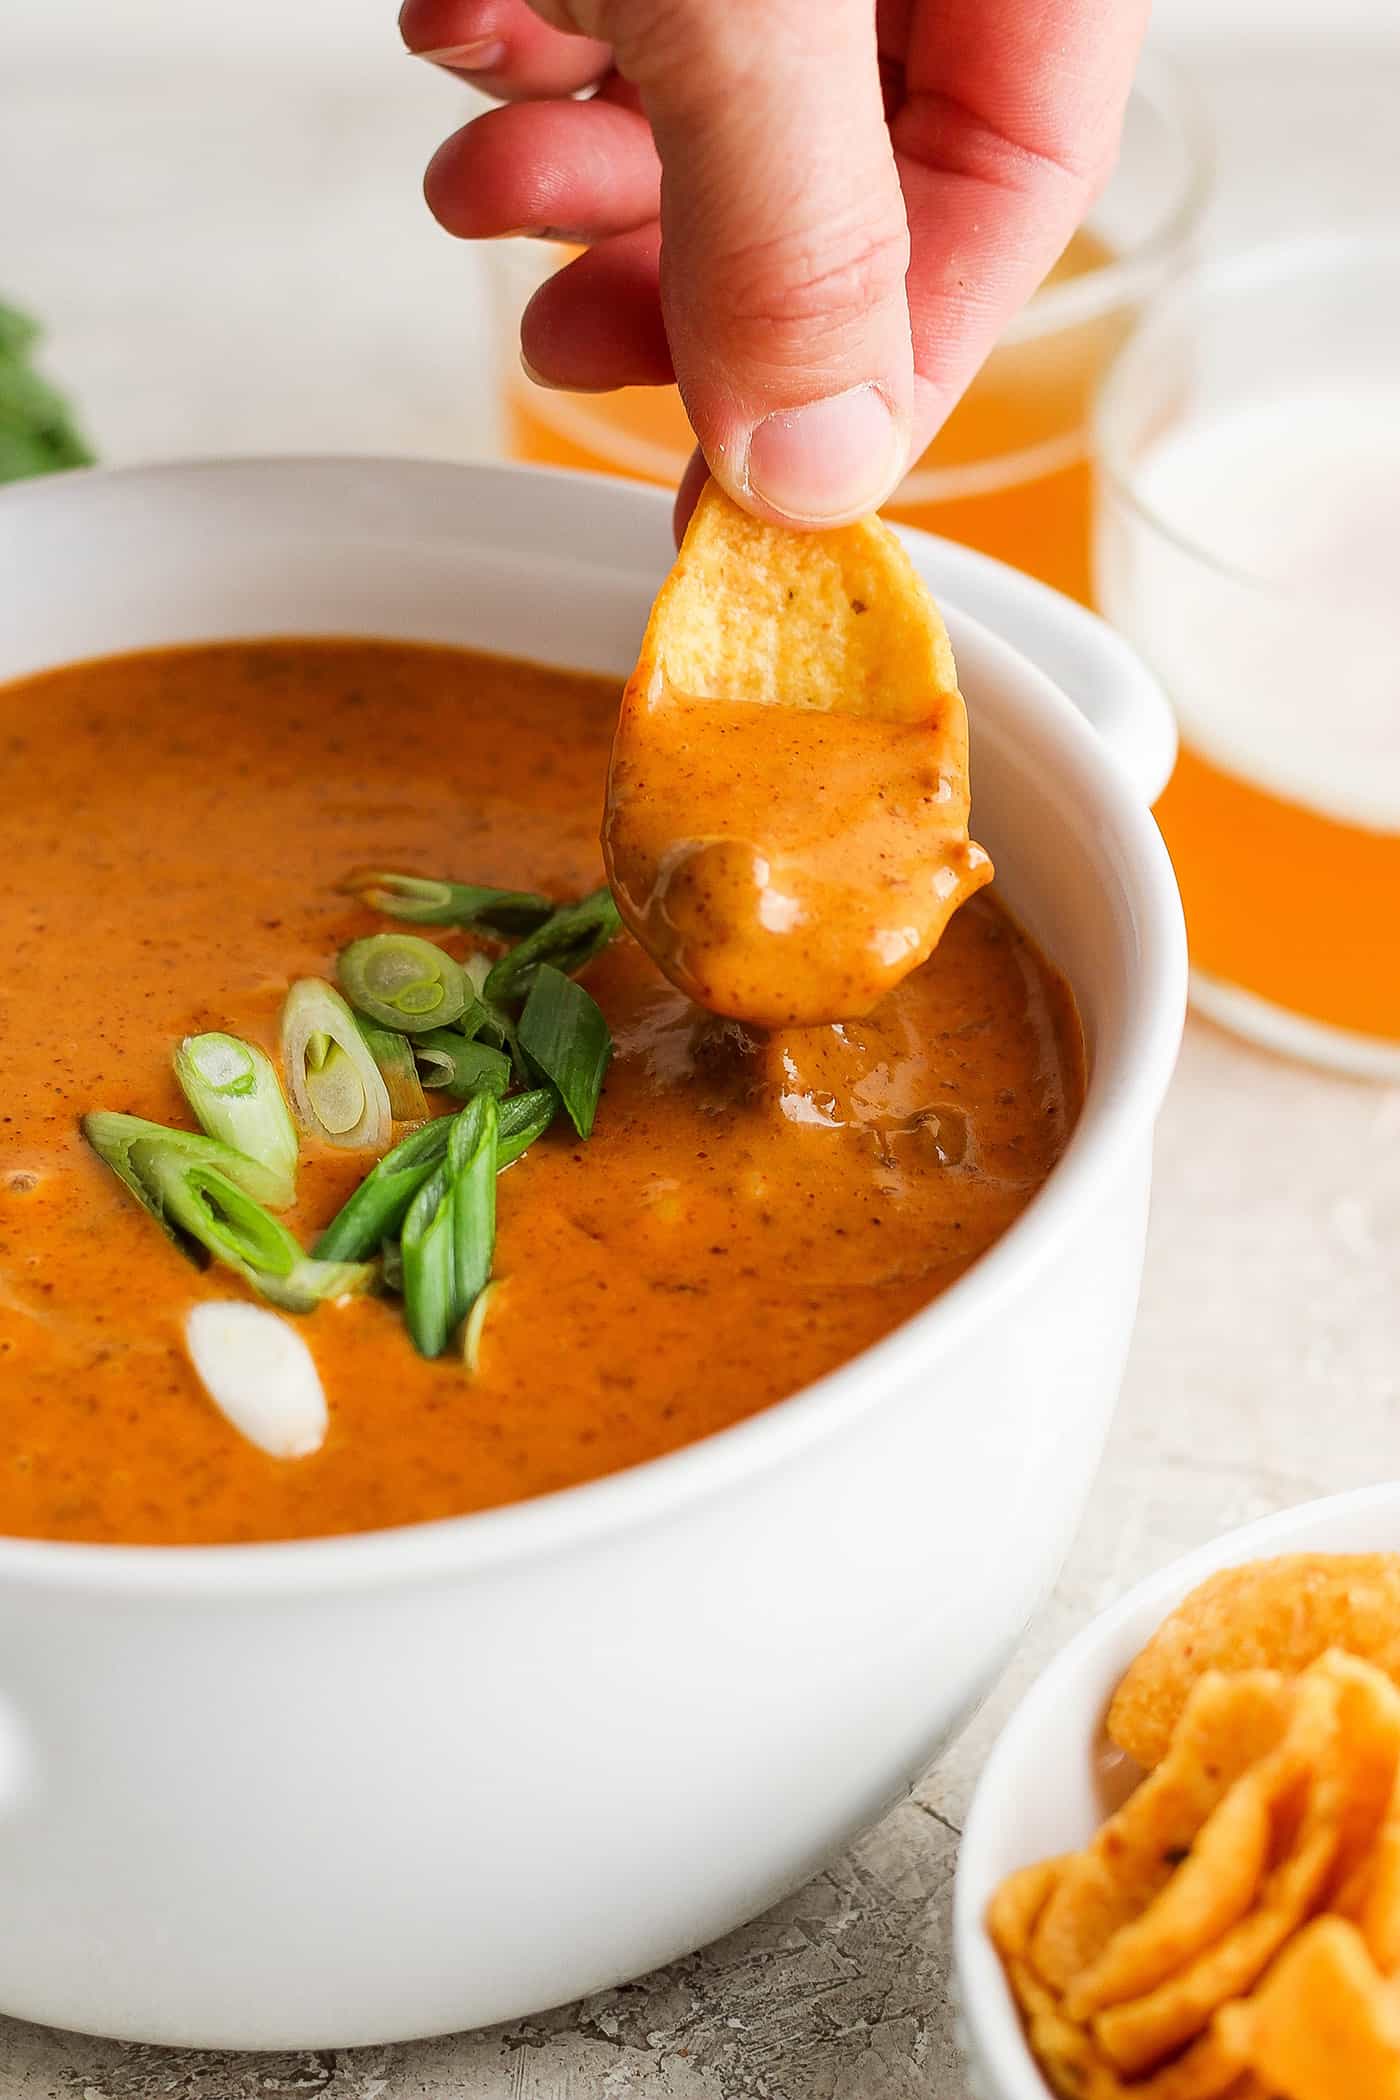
[494,57,1208,604]
[1094,234,1400,1078]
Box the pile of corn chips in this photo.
[989,1554,1400,2099]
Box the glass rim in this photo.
[1092,226,1400,604]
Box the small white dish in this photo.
[954,1481,1400,2100]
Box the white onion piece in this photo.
[185,1301,328,1459]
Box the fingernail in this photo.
[519,349,609,396]
[745,385,903,526]
[411,39,508,71]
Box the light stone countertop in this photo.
[2,36,1398,2100]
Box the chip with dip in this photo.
[603,481,993,1026]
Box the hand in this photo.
[403,0,1149,533]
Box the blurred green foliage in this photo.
[0,298,94,481]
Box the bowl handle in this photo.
[909,540,1178,806]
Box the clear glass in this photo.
[491,56,1210,605]
[1094,232,1400,1079]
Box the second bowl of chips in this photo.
[954,1481,1400,2100]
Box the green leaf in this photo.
[518,965,612,1138]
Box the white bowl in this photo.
[954,1482,1400,2100]
[0,457,1185,2049]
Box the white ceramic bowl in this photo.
[955,1483,1400,2100]
[0,458,1185,2049]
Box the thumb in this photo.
[609,0,915,528]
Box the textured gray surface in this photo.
[2,34,1399,2100]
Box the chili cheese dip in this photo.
[0,639,1082,1545]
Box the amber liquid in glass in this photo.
[506,229,1123,603]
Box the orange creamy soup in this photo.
[0,640,1082,1546]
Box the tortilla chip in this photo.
[1334,1744,1400,1973]
[627,479,964,722]
[1089,1655,1400,2074]
[1218,1916,1400,2100]
[1109,1556,1400,1768]
[1029,1672,1295,1993]
[1005,1949,1252,2100]
[988,1858,1067,1963]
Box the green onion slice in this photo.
[448,1092,497,1318]
[483,885,622,1008]
[355,1018,430,1123]
[130,1138,299,1279]
[253,1256,378,1313]
[281,979,392,1151]
[311,1116,453,1262]
[518,965,612,1139]
[344,869,555,938]
[311,1088,557,1265]
[400,1095,498,1359]
[496,1086,558,1169]
[400,1164,454,1358]
[462,1277,502,1377]
[83,1111,289,1216]
[413,1031,512,1100]
[173,1032,299,1209]
[338,934,468,1034]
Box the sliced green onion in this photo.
[355,1018,430,1123]
[463,953,492,996]
[312,1089,558,1264]
[483,885,622,1007]
[338,934,468,1034]
[311,1116,453,1262]
[87,1117,357,1309]
[380,1239,404,1294]
[462,1278,502,1376]
[82,1111,289,1216]
[448,1093,497,1318]
[458,992,527,1083]
[518,965,612,1139]
[344,869,555,938]
[496,1086,558,1168]
[130,1137,300,1282]
[253,1256,378,1313]
[400,1165,454,1358]
[173,1032,299,1209]
[399,1095,498,1359]
[281,979,392,1151]
[413,1031,512,1100]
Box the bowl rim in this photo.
[0,454,1186,1595]
[953,1478,1400,2100]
